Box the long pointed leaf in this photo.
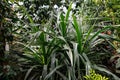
[72,15,82,53]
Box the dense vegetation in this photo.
[0,0,120,80]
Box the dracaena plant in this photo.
[11,1,120,80]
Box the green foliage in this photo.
[84,70,109,80]
[60,2,72,37]
[1,0,120,80]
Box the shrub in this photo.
[84,69,109,80]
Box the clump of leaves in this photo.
[84,69,109,80]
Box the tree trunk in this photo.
[0,22,5,67]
